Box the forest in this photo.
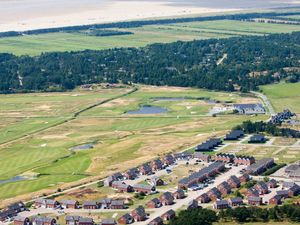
[0,31,300,93]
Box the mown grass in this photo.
[1,19,300,55]
[260,82,300,113]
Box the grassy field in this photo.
[260,82,300,113]
[0,85,267,202]
[1,19,300,55]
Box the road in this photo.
[251,91,276,116]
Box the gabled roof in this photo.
[79,217,93,223]
[248,196,262,202]
[66,216,81,221]
[229,197,243,203]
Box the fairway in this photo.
[260,82,300,113]
[1,19,300,55]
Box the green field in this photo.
[2,19,300,55]
[260,82,300,113]
[0,85,267,201]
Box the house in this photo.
[8,202,26,213]
[66,216,81,225]
[217,181,232,196]
[78,217,94,225]
[269,195,282,205]
[215,153,235,163]
[276,190,289,198]
[246,188,260,197]
[60,200,80,209]
[32,217,57,225]
[254,182,269,195]
[284,161,300,179]
[248,196,262,206]
[239,173,251,183]
[288,184,300,197]
[234,156,255,166]
[110,200,125,209]
[224,130,245,141]
[100,219,116,225]
[104,172,124,186]
[98,198,112,209]
[233,103,265,115]
[118,214,134,224]
[160,192,175,205]
[213,200,229,209]
[139,163,152,175]
[187,200,198,209]
[283,181,297,189]
[151,159,164,171]
[124,168,139,180]
[208,187,222,201]
[34,199,59,209]
[268,179,278,188]
[228,197,243,207]
[0,209,17,222]
[196,138,223,152]
[83,201,98,209]
[173,189,185,199]
[14,216,31,225]
[150,176,164,186]
[131,206,147,222]
[163,155,175,166]
[148,217,163,225]
[245,158,274,175]
[193,152,211,162]
[227,175,241,188]
[173,152,193,160]
[248,134,267,144]
[161,209,176,221]
[112,181,133,193]
[146,198,161,208]
[196,193,211,203]
[132,184,156,194]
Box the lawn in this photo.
[2,19,300,55]
[260,82,300,113]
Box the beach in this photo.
[0,0,300,32]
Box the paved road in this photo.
[251,91,276,116]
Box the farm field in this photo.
[2,19,300,55]
[0,85,267,203]
[260,82,300,114]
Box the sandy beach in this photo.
[0,0,300,32]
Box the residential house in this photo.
[146,198,161,208]
[160,192,175,205]
[34,199,59,209]
[163,155,175,166]
[32,217,57,225]
[276,190,289,198]
[208,187,222,201]
[98,198,112,209]
[248,196,262,206]
[269,195,282,205]
[187,200,198,209]
[248,134,267,144]
[245,158,274,175]
[130,206,147,222]
[118,214,133,224]
[234,156,255,166]
[233,104,265,115]
[228,197,243,207]
[217,181,232,196]
[60,200,80,209]
[83,201,98,210]
[196,193,211,203]
[100,219,116,225]
[14,216,31,225]
[213,200,229,210]
[224,130,245,141]
[8,202,26,213]
[288,184,300,197]
[254,182,269,195]
[193,152,211,162]
[227,175,241,188]
[148,217,163,225]
[104,172,124,187]
[111,200,125,209]
[150,176,164,186]
[78,217,94,225]
[112,181,133,193]
[124,168,139,180]
[151,159,163,171]
[66,216,81,225]
[246,188,260,197]
[161,210,176,221]
[268,179,278,188]
[173,189,185,199]
[215,153,235,163]
[239,173,251,183]
[139,163,152,175]
[132,184,156,194]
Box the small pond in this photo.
[126,106,168,115]
[71,143,94,151]
[0,175,35,185]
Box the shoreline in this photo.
[0,0,300,32]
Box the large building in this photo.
[233,104,265,115]
[245,158,274,175]
[285,161,300,179]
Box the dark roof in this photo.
[149,217,163,224]
[101,219,116,224]
[248,196,262,202]
[79,217,93,223]
[230,197,243,203]
[66,216,81,221]
[215,200,228,206]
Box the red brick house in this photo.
[239,173,251,183]
[228,197,243,207]
[215,153,235,163]
[60,200,80,209]
[227,175,241,188]
[66,215,81,225]
[213,200,229,209]
[118,214,133,224]
[146,198,161,208]
[248,196,262,206]
[130,206,147,222]
[193,152,211,162]
[159,192,175,205]
[34,199,59,209]
[83,201,98,209]
[78,217,94,225]
[196,193,210,203]
[288,184,300,197]
[32,217,57,225]
[124,168,139,180]
[246,188,260,197]
[151,159,163,171]
[148,217,163,225]
[111,181,133,193]
[163,155,175,166]
[150,176,164,186]
[234,156,255,166]
[14,216,30,225]
[173,189,185,199]
[187,200,198,209]
[161,209,176,221]
[269,195,282,205]
[268,179,278,188]
[110,200,125,209]
[132,184,156,194]
[101,219,117,225]
[139,163,152,175]
[276,190,289,199]
[207,188,222,201]
[217,181,232,196]
[254,182,269,195]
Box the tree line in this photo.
[0,32,300,93]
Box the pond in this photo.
[126,106,168,115]
[0,175,36,185]
[71,143,94,151]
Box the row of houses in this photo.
[111,181,157,195]
[34,198,126,210]
[248,134,267,144]
[245,158,275,175]
[0,202,26,222]
[195,138,223,152]
[224,130,245,141]
[178,161,225,189]
[215,153,255,165]
[118,206,147,224]
[14,216,117,225]
[233,104,265,115]
[285,161,300,179]
[270,109,295,124]
[146,189,186,209]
